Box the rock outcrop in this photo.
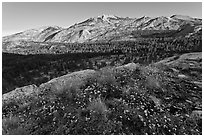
[2,63,139,107]
[2,84,39,106]
[2,69,96,107]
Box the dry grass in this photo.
[88,98,108,119]
[95,67,117,86]
[2,116,28,135]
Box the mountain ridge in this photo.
[3,14,202,44]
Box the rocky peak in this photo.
[90,14,119,23]
[98,14,118,20]
[170,14,193,20]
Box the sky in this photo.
[2,2,202,36]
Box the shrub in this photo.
[95,67,117,86]
[2,115,28,135]
[145,75,161,90]
[87,98,108,120]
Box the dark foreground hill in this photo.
[2,52,202,135]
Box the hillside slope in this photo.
[2,52,202,135]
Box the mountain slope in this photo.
[3,26,62,42]
[3,14,202,44]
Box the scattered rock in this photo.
[193,81,202,88]
[149,95,161,107]
[178,74,188,79]
[191,110,202,119]
[115,63,140,71]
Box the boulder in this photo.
[2,69,96,107]
[39,69,96,95]
[2,84,39,106]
